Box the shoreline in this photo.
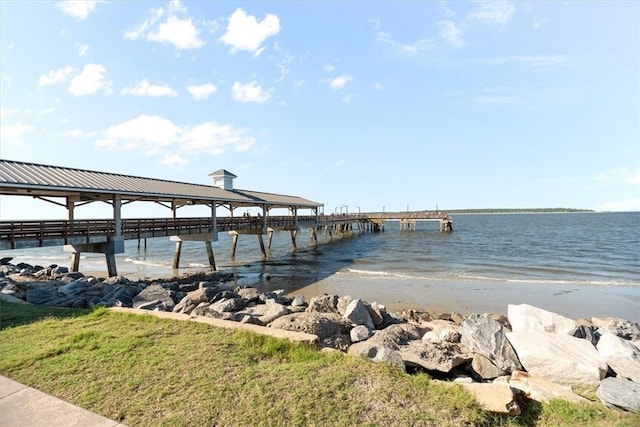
[81,266,640,324]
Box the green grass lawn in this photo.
[0,301,637,426]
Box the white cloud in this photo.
[0,108,20,117]
[439,20,464,47]
[77,43,89,56]
[532,16,542,29]
[324,63,336,72]
[121,79,178,97]
[342,94,355,104]
[39,66,74,87]
[220,8,280,56]
[56,1,100,20]
[125,1,204,50]
[96,114,255,166]
[62,128,92,138]
[468,0,515,26]
[374,82,384,91]
[1,123,34,140]
[187,83,218,101]
[375,31,434,54]
[276,55,294,82]
[488,55,567,67]
[596,167,640,185]
[470,96,517,105]
[149,15,203,50]
[161,153,188,168]
[181,122,254,154]
[328,74,352,90]
[97,115,180,152]
[68,64,112,96]
[231,81,271,103]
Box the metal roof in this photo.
[0,159,321,209]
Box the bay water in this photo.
[3,212,639,322]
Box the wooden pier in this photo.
[0,159,451,276]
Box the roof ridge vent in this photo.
[209,169,237,191]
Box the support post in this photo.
[70,252,81,272]
[267,228,274,249]
[310,228,318,245]
[205,241,216,270]
[290,229,297,250]
[230,231,239,258]
[106,254,118,277]
[257,234,266,258]
[173,241,182,269]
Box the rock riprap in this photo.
[1,259,639,413]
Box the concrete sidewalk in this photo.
[0,375,125,427]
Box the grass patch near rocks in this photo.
[1,301,636,427]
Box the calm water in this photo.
[3,212,639,322]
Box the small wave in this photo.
[125,258,172,268]
[456,273,640,287]
[342,268,424,281]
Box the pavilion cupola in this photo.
[209,169,237,191]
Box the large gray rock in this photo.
[96,284,136,307]
[347,344,405,371]
[236,287,262,303]
[398,340,471,373]
[471,353,504,380]
[506,330,607,397]
[173,286,215,314]
[350,325,373,343]
[343,299,374,330]
[25,281,64,305]
[132,284,175,311]
[592,317,640,341]
[508,304,576,334]
[597,333,640,382]
[268,312,351,339]
[210,298,244,313]
[596,377,640,412]
[238,300,289,325]
[460,313,522,374]
[306,294,339,313]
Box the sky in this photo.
[1,0,639,220]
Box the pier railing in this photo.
[0,212,447,249]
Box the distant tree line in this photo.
[443,208,594,214]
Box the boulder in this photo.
[350,325,373,343]
[506,371,588,404]
[596,333,640,382]
[508,304,576,334]
[460,313,522,374]
[173,286,215,315]
[459,383,520,415]
[96,284,135,307]
[238,300,289,325]
[354,323,423,351]
[25,281,63,305]
[343,299,375,330]
[592,317,640,341]
[132,284,175,311]
[596,377,640,412]
[236,287,262,303]
[336,295,352,315]
[366,302,385,326]
[471,353,504,380]
[210,298,244,313]
[268,312,350,339]
[290,295,307,307]
[306,294,339,313]
[506,330,607,397]
[347,344,405,371]
[398,340,471,374]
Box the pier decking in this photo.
[0,160,451,276]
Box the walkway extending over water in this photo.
[0,159,450,276]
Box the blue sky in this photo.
[1,0,639,220]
